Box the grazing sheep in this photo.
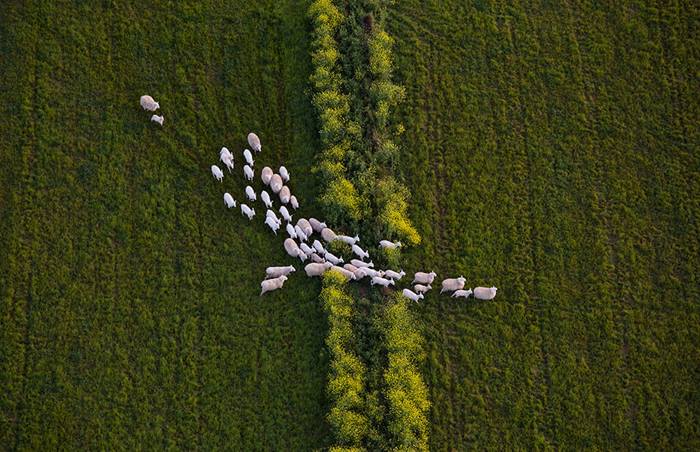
[312,240,326,256]
[473,286,498,300]
[244,165,254,181]
[296,219,313,238]
[261,190,273,208]
[243,149,254,166]
[379,240,402,250]
[310,253,325,263]
[290,195,299,210]
[309,218,327,233]
[265,265,295,278]
[245,186,257,202]
[440,276,466,294]
[279,166,290,182]
[321,227,337,242]
[151,114,164,126]
[351,244,370,260]
[412,271,437,285]
[247,132,261,152]
[414,284,431,294]
[452,289,473,298]
[264,216,279,234]
[279,186,291,204]
[343,263,359,273]
[261,167,273,185]
[384,269,405,281]
[324,252,343,265]
[305,262,333,277]
[223,192,236,209]
[240,204,255,220]
[270,174,283,194]
[140,95,159,111]
[294,225,308,242]
[402,288,424,302]
[222,157,234,173]
[331,266,356,281]
[300,243,314,256]
[297,251,308,263]
[371,276,395,287]
[286,223,297,239]
[260,275,287,295]
[211,165,224,182]
[350,259,374,269]
[266,209,281,225]
[284,238,301,258]
[279,206,293,223]
[220,148,234,172]
[338,234,360,245]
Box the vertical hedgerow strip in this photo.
[383,294,430,451]
[308,0,363,226]
[321,270,370,449]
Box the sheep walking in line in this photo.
[261,167,273,185]
[473,286,498,300]
[279,206,293,223]
[402,288,424,302]
[265,265,295,279]
[270,174,283,194]
[331,266,356,281]
[338,234,360,245]
[305,262,333,277]
[414,284,431,294]
[300,243,315,256]
[261,190,273,208]
[244,165,254,181]
[294,225,308,242]
[350,259,373,268]
[243,149,254,167]
[240,204,255,220]
[211,165,224,182]
[264,216,280,235]
[324,252,343,265]
[309,218,327,233]
[379,240,401,250]
[140,95,159,111]
[279,166,290,182]
[248,132,261,152]
[260,275,287,295]
[296,219,313,238]
[286,223,297,239]
[290,195,299,210]
[351,244,370,260]
[312,240,326,256]
[223,193,236,209]
[220,147,234,172]
[321,227,337,242]
[451,289,473,298]
[413,271,437,285]
[279,186,291,204]
[384,269,405,281]
[371,276,395,287]
[245,186,257,202]
[440,276,466,294]
[266,209,281,226]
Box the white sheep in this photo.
[337,234,360,245]
[300,243,314,256]
[261,167,273,185]
[140,95,159,111]
[350,259,373,269]
[451,289,473,298]
[240,203,255,220]
[473,286,498,300]
[296,219,313,238]
[223,192,236,209]
[402,288,424,302]
[297,251,308,263]
[279,186,291,204]
[151,114,164,126]
[324,252,343,265]
[264,216,279,234]
[244,165,254,181]
[266,209,281,225]
[279,206,292,223]
[379,240,402,250]
[353,267,370,280]
[312,240,326,256]
[261,190,273,208]
[220,148,234,172]
[414,284,431,294]
[440,276,466,294]
[321,227,337,242]
[294,225,308,242]
[265,265,295,278]
[343,263,359,273]
[371,276,394,287]
[290,195,299,210]
[412,271,437,285]
[309,218,327,233]
[243,149,254,166]
[245,186,257,202]
[286,223,297,239]
[362,268,384,279]
[211,165,224,182]
[260,275,287,295]
[383,269,405,281]
[331,266,356,281]
[351,244,370,260]
[309,253,325,263]
[247,132,261,152]
[270,174,283,194]
[305,262,333,277]
[279,166,290,182]
[284,238,301,258]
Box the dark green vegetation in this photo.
[0,0,333,448]
[389,0,699,449]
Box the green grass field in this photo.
[1,0,698,450]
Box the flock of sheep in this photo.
[141,94,498,302]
